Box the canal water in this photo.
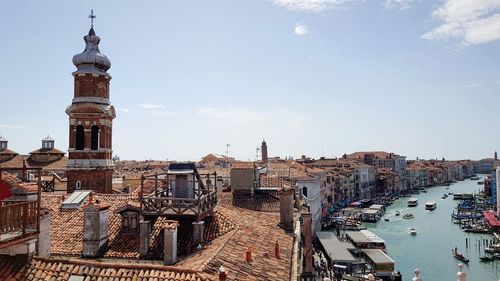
[364,177,500,281]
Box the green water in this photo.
[364,177,500,281]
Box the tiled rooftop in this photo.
[12,257,211,281]
[217,192,280,212]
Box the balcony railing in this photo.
[0,201,39,246]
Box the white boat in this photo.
[395,210,400,216]
[408,227,417,235]
[384,217,390,222]
[407,198,418,207]
[425,201,437,210]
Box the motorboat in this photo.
[384,217,390,222]
[407,198,418,207]
[470,176,480,180]
[402,213,414,219]
[395,210,400,216]
[408,227,417,235]
[425,201,437,210]
[441,195,447,199]
[453,193,463,200]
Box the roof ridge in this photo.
[32,257,205,275]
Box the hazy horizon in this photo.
[1,1,499,161]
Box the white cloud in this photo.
[140,103,165,110]
[423,0,500,45]
[294,23,309,36]
[384,0,416,10]
[272,0,357,12]
[116,107,131,113]
[0,124,26,129]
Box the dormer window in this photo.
[115,204,141,233]
[122,211,139,233]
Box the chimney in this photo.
[139,220,151,258]
[192,221,204,247]
[275,240,280,259]
[37,210,51,257]
[218,265,227,281]
[82,202,110,257]
[163,221,178,265]
[279,187,294,230]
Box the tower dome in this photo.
[72,27,111,74]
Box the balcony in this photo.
[0,201,39,248]
[140,163,217,221]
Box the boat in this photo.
[408,227,417,235]
[407,198,418,207]
[452,249,469,263]
[395,210,400,216]
[402,213,414,219]
[453,193,463,200]
[477,181,484,185]
[425,201,437,210]
[479,255,494,262]
[421,189,427,193]
[384,217,390,222]
[470,176,480,180]
[448,192,453,195]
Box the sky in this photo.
[1,0,500,161]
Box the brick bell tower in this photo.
[66,11,115,194]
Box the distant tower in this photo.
[495,151,497,160]
[65,11,115,194]
[261,139,268,164]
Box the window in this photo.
[75,125,84,150]
[91,125,99,150]
[75,181,81,190]
[122,212,139,233]
[302,186,308,198]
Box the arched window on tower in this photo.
[91,125,100,150]
[75,125,84,150]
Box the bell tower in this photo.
[66,11,115,194]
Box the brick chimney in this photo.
[82,202,110,257]
[279,187,294,230]
[163,221,178,265]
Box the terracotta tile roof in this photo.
[217,192,280,212]
[42,193,237,260]
[13,257,210,281]
[201,206,294,281]
[347,151,399,159]
[29,148,65,155]
[0,155,68,171]
[0,148,19,156]
[231,162,255,169]
[0,256,27,280]
[259,175,291,188]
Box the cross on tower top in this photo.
[89,9,96,28]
